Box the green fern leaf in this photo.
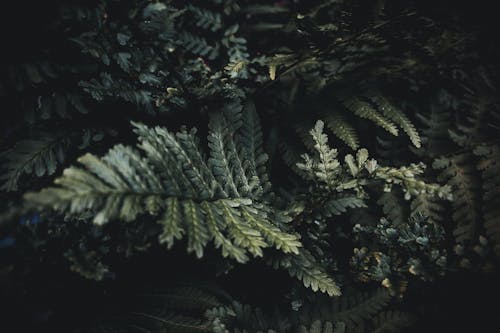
[377,191,408,225]
[187,5,222,32]
[433,153,480,243]
[323,196,367,217]
[298,320,336,333]
[24,111,301,263]
[1,133,69,191]
[371,311,415,333]
[237,101,272,197]
[269,249,341,296]
[330,288,392,328]
[410,193,445,225]
[19,107,320,294]
[179,31,219,59]
[297,120,341,190]
[324,113,360,150]
[474,144,500,252]
[343,98,399,136]
[368,95,421,148]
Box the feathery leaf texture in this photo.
[2,2,499,331]
[24,108,301,264]
[311,288,393,328]
[1,133,69,191]
[474,144,500,252]
[368,95,421,148]
[433,153,480,243]
[297,120,341,190]
[298,121,451,203]
[87,287,229,333]
[297,320,340,333]
[343,98,399,137]
[325,113,360,150]
[377,191,408,225]
[336,94,422,149]
[324,196,367,217]
[269,249,341,296]
[371,311,415,333]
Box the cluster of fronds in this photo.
[85,285,413,333]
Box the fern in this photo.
[188,5,222,32]
[269,249,341,296]
[327,288,392,328]
[324,113,360,150]
[128,313,212,333]
[179,31,219,59]
[298,121,450,209]
[237,101,271,196]
[343,98,399,136]
[323,196,367,217]
[1,132,70,191]
[297,120,341,190]
[1,1,498,331]
[371,311,415,333]
[19,107,345,296]
[87,287,228,333]
[211,288,394,332]
[433,153,480,243]
[148,287,223,310]
[92,289,398,333]
[297,320,341,333]
[24,109,301,264]
[288,93,422,153]
[410,193,445,225]
[415,97,454,157]
[474,144,500,252]
[377,191,408,226]
[352,214,448,284]
[368,95,421,148]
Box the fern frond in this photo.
[294,288,392,331]
[377,191,408,225]
[474,144,500,250]
[87,286,230,333]
[330,288,392,328]
[278,138,304,173]
[242,5,289,15]
[1,133,69,191]
[24,111,301,263]
[323,196,366,217]
[298,121,450,215]
[371,311,415,333]
[415,102,453,157]
[237,101,272,197]
[368,95,421,148]
[375,135,410,166]
[208,112,252,198]
[343,98,399,136]
[269,249,341,296]
[375,162,451,200]
[187,5,222,32]
[136,287,222,311]
[433,153,480,243]
[297,320,337,333]
[294,121,317,152]
[129,312,212,333]
[179,31,219,59]
[324,112,360,150]
[297,120,340,190]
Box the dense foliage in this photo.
[1,0,499,332]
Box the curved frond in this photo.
[24,112,301,264]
